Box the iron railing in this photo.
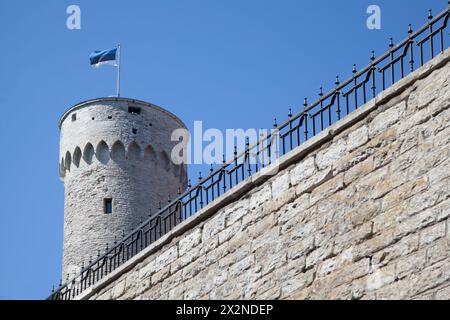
[49,3,450,300]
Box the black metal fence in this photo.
[49,4,450,300]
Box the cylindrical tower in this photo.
[59,97,187,278]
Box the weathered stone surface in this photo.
[290,156,316,186]
[271,172,291,200]
[347,125,369,152]
[179,228,202,256]
[368,101,406,138]
[316,140,347,170]
[85,50,450,301]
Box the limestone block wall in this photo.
[82,49,450,300]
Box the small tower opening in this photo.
[128,106,141,115]
[104,198,113,214]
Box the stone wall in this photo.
[82,49,450,300]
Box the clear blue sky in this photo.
[0,0,445,299]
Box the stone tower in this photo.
[59,97,187,278]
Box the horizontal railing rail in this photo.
[49,3,450,300]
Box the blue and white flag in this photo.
[89,48,118,68]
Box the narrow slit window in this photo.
[128,106,141,115]
[72,114,77,121]
[104,198,113,214]
[132,128,137,134]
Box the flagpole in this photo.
[117,44,121,97]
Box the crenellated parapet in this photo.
[60,140,185,181]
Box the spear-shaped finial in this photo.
[408,24,413,35]
[335,75,340,86]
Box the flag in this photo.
[89,48,118,68]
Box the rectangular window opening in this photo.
[72,114,77,121]
[104,198,113,214]
[128,106,141,115]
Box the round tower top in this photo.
[59,97,187,130]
